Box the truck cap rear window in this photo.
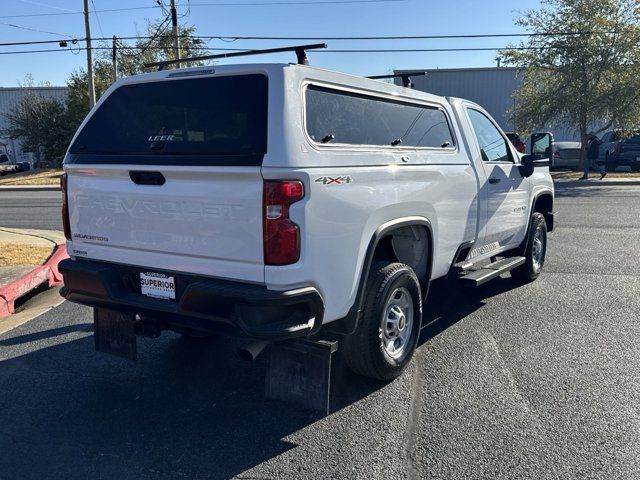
[68,74,268,164]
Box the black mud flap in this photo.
[94,308,137,361]
[266,340,338,416]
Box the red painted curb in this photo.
[0,244,69,318]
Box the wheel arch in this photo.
[327,216,433,335]
[511,190,554,258]
[532,191,554,232]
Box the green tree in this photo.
[501,0,640,165]
[65,19,208,130]
[5,89,68,167]
[114,19,208,77]
[65,61,114,129]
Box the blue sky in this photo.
[0,0,540,87]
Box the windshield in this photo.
[68,74,268,159]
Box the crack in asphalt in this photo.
[402,347,426,479]
[477,330,561,480]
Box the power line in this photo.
[0,0,407,18]
[313,47,545,53]
[189,0,407,5]
[0,30,619,48]
[0,6,159,19]
[91,0,106,38]
[0,46,248,55]
[0,20,75,37]
[0,45,553,56]
[195,31,611,40]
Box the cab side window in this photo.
[467,109,511,163]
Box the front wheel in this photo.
[344,262,423,381]
[512,212,547,282]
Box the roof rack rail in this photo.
[145,43,328,71]
[366,71,427,88]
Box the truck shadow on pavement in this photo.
[0,276,520,479]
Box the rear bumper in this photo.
[610,153,640,165]
[551,157,579,168]
[58,259,324,341]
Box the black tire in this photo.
[605,152,617,172]
[344,262,423,381]
[512,212,547,283]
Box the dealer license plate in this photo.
[140,271,176,300]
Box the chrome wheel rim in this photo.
[380,287,414,360]
[532,224,546,272]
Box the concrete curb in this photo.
[0,185,60,192]
[554,179,640,187]
[0,244,68,317]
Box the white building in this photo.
[0,86,68,165]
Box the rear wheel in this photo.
[512,212,547,283]
[344,262,422,381]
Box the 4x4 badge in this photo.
[315,176,353,185]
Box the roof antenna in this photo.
[366,71,428,89]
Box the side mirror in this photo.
[531,132,554,159]
[519,153,550,177]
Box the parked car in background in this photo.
[506,132,526,153]
[598,130,640,172]
[551,141,581,170]
[0,152,18,176]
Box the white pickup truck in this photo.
[59,62,554,381]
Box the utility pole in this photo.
[83,0,96,108]
[112,36,118,82]
[170,0,181,68]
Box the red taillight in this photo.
[263,180,304,265]
[554,150,561,157]
[615,143,622,153]
[60,173,71,240]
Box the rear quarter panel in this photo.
[263,67,479,323]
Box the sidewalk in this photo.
[551,171,640,181]
[0,185,60,191]
[0,227,67,317]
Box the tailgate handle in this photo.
[129,171,165,186]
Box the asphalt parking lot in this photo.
[0,189,62,231]
[0,180,639,479]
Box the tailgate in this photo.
[67,166,265,283]
[63,72,269,283]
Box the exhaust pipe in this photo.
[239,340,270,362]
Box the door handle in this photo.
[488,177,501,184]
[129,171,166,186]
